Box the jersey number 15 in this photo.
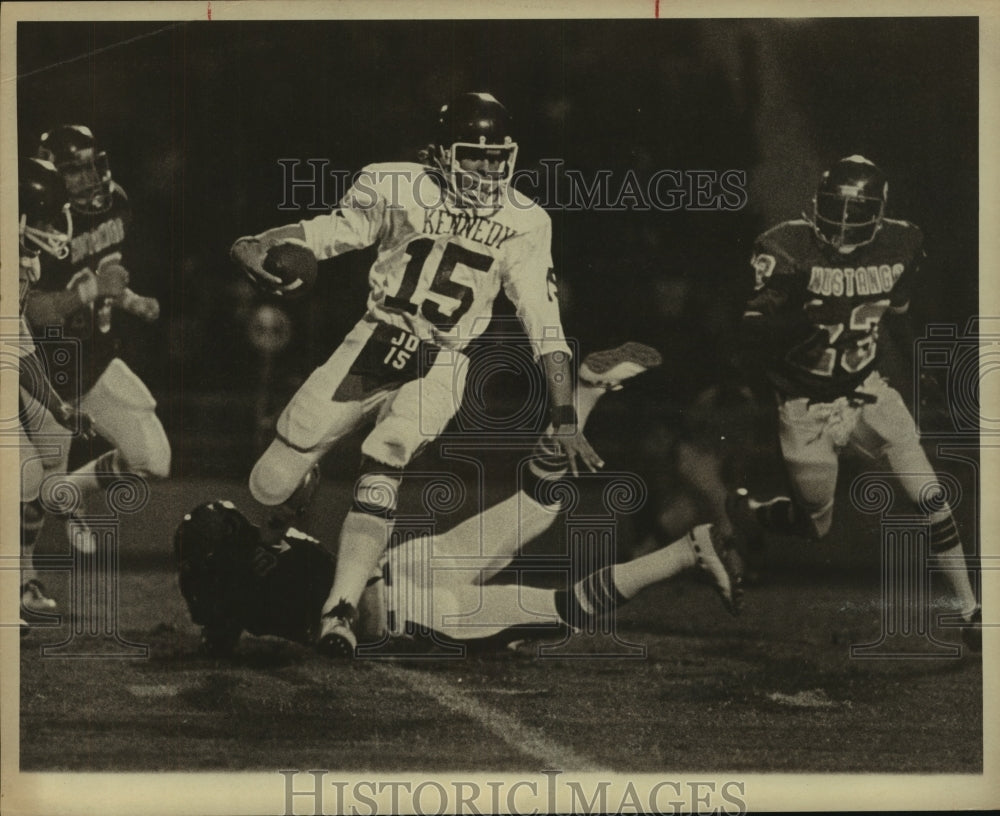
[384,237,494,331]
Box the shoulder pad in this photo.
[505,186,546,216]
[752,220,811,277]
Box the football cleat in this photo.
[689,524,745,616]
[961,606,982,654]
[316,601,358,659]
[21,579,57,614]
[578,342,663,391]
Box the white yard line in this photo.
[374,662,608,772]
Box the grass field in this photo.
[18,476,983,778]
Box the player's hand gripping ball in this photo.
[262,240,318,300]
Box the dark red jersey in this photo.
[743,217,921,402]
[28,184,132,398]
[179,525,336,647]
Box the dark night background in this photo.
[16,18,979,482]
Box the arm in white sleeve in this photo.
[501,218,571,361]
[300,166,386,260]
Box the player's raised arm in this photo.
[231,166,389,291]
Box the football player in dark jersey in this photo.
[740,155,980,649]
[23,125,170,566]
[17,157,96,622]
[175,486,744,657]
[175,345,746,656]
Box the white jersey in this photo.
[300,162,570,359]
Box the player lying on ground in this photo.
[739,155,980,650]
[22,125,169,591]
[230,92,602,658]
[174,344,746,655]
[17,157,96,623]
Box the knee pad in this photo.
[250,440,318,507]
[264,465,322,530]
[278,377,360,451]
[118,417,171,479]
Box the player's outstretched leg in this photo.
[578,342,664,392]
[555,522,745,631]
[392,520,746,648]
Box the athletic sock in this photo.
[21,499,45,583]
[554,533,698,628]
[930,514,978,617]
[323,509,393,616]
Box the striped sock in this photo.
[929,515,960,554]
[555,566,627,630]
[554,533,701,629]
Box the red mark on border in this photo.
[207,1,212,20]
[654,0,660,18]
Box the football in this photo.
[262,240,318,299]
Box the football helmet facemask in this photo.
[38,124,114,214]
[810,155,887,251]
[432,92,518,211]
[19,157,73,261]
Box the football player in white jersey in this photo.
[231,92,602,657]
[173,345,745,657]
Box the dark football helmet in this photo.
[810,155,887,250]
[174,500,258,569]
[19,157,73,260]
[38,124,113,214]
[432,92,518,209]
